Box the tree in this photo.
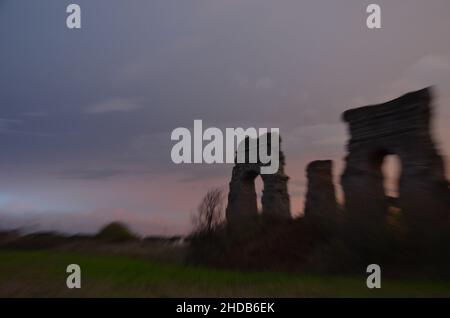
[192,187,225,234]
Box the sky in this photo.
[0,0,449,235]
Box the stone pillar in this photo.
[304,160,338,221]
[261,173,291,219]
[226,164,260,224]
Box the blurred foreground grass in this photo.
[1,250,450,297]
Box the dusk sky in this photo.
[1,0,449,235]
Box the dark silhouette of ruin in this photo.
[304,160,338,223]
[226,133,291,223]
[195,87,450,273]
[225,87,449,233]
[341,88,449,233]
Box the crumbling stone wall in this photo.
[341,87,449,232]
[304,160,338,221]
[226,134,291,223]
[225,87,449,235]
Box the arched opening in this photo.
[381,155,403,229]
[368,150,401,200]
[381,155,403,231]
[255,175,264,213]
[365,150,403,227]
[381,155,401,199]
[239,170,259,217]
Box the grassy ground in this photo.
[1,250,450,297]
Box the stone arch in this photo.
[225,133,291,223]
[341,87,449,231]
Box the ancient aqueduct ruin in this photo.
[225,87,450,228]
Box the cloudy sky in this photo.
[0,0,449,235]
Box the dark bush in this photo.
[95,222,139,243]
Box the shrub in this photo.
[96,222,139,243]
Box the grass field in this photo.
[1,250,450,297]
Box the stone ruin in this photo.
[225,87,449,231]
[341,87,449,232]
[225,134,291,223]
[304,160,338,222]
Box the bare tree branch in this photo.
[192,187,225,234]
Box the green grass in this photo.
[0,250,450,297]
